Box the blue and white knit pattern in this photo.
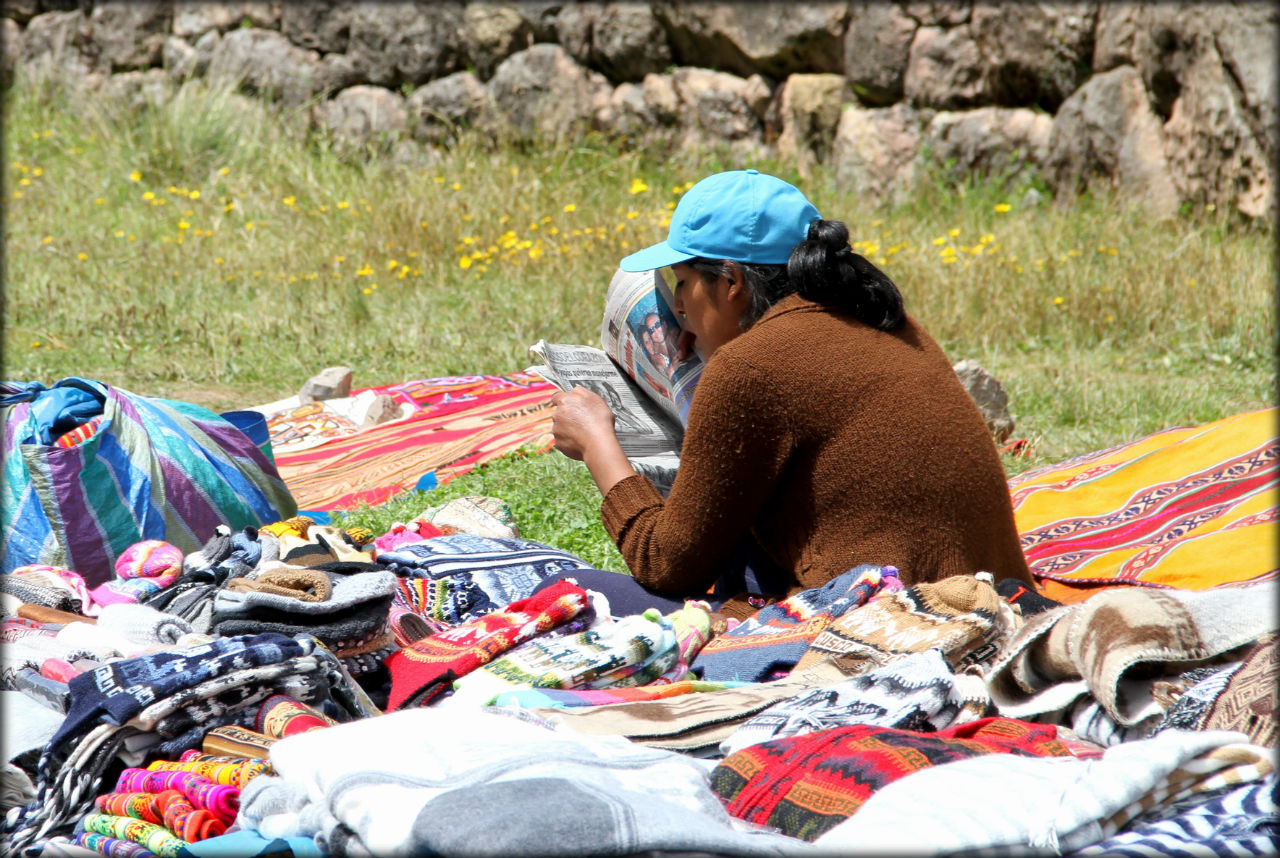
[375,534,594,622]
[1070,776,1278,857]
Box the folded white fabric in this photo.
[813,729,1272,855]
[240,707,812,857]
[95,602,194,646]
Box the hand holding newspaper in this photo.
[530,268,704,495]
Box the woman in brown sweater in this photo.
[547,170,1034,618]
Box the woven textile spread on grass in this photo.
[1010,407,1277,604]
[260,373,556,511]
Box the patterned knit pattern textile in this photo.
[375,534,596,625]
[691,564,893,682]
[384,579,590,711]
[718,648,993,757]
[794,572,1016,675]
[74,831,157,858]
[445,609,683,707]
[710,716,1074,841]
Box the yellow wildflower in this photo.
[994,203,1011,213]
[129,170,142,182]
[628,179,649,194]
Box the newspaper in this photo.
[530,268,705,494]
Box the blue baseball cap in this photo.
[619,169,821,272]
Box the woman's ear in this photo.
[722,261,747,302]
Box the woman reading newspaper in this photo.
[545,169,1034,619]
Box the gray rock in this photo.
[405,70,495,145]
[952,360,1014,443]
[923,106,1052,180]
[654,1,848,79]
[2,0,39,26]
[512,0,561,44]
[98,67,174,111]
[1045,65,1179,219]
[670,66,765,142]
[595,80,659,140]
[206,27,318,107]
[969,2,1096,112]
[904,24,989,109]
[641,71,682,125]
[314,52,362,98]
[488,44,611,141]
[299,367,353,403]
[280,1,354,54]
[172,2,278,38]
[766,73,851,172]
[87,0,170,71]
[191,28,220,76]
[21,10,98,78]
[556,1,671,83]
[463,2,532,79]
[844,2,917,106]
[902,2,970,27]
[162,35,195,81]
[831,102,925,202]
[360,393,402,428]
[345,1,466,88]
[312,85,408,152]
[2,17,24,83]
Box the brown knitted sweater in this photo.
[601,294,1033,618]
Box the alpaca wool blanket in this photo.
[260,372,557,511]
[793,573,1018,675]
[1009,407,1277,603]
[710,716,1076,841]
[813,729,1273,855]
[384,579,591,711]
[987,580,1277,726]
[718,649,992,757]
[692,565,893,683]
[1153,633,1278,748]
[238,707,811,857]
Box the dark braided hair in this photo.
[787,219,905,330]
[686,219,905,331]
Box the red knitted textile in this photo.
[710,716,1075,841]
[384,579,590,711]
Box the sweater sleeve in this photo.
[600,352,794,596]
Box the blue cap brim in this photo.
[618,240,695,273]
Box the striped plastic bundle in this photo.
[74,831,157,858]
[95,789,226,842]
[146,751,269,788]
[114,769,238,825]
[80,813,186,858]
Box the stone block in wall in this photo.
[557,2,671,84]
[280,1,353,54]
[87,1,171,71]
[766,73,852,172]
[21,10,99,78]
[512,0,560,44]
[3,17,23,83]
[671,67,765,141]
[488,43,611,141]
[902,2,970,27]
[406,70,495,145]
[345,1,466,88]
[923,107,1052,181]
[831,102,927,203]
[1045,65,1179,219]
[844,2,917,107]
[464,3,532,80]
[97,67,174,111]
[904,24,990,109]
[172,2,280,39]
[595,80,662,141]
[315,51,361,97]
[641,72,681,125]
[654,1,847,80]
[206,27,318,107]
[968,2,1095,112]
[312,85,408,152]
[162,35,195,80]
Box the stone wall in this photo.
[3,1,1275,218]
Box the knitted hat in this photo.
[225,568,333,602]
[255,694,338,738]
[182,526,234,576]
[95,603,194,647]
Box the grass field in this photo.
[4,73,1274,570]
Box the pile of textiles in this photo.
[3,408,1277,857]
